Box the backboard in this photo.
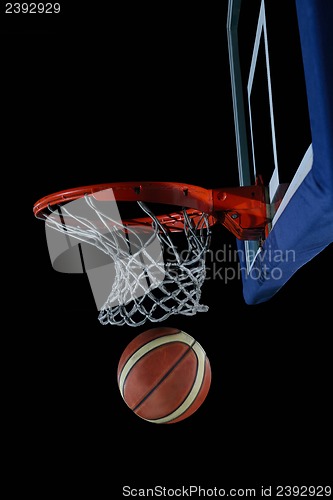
[227,0,333,304]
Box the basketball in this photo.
[117,327,212,424]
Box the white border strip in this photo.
[247,0,279,193]
[272,143,313,227]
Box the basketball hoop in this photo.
[33,181,269,326]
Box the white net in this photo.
[44,192,211,326]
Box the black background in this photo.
[2,1,331,493]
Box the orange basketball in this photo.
[117,327,211,424]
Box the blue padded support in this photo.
[240,0,333,304]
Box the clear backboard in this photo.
[227,0,333,304]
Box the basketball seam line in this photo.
[132,340,196,414]
[118,332,193,398]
